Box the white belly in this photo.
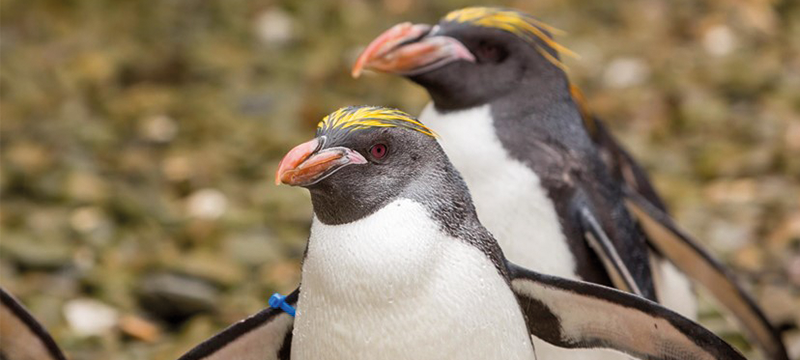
[420,104,577,279]
[651,254,697,320]
[291,199,535,360]
[420,104,639,360]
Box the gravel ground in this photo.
[1,0,798,359]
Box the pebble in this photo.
[707,219,751,252]
[119,314,161,342]
[186,189,228,220]
[254,9,294,46]
[703,25,736,57]
[139,114,178,143]
[69,206,106,234]
[603,57,650,88]
[66,172,108,203]
[137,273,219,324]
[162,155,193,182]
[703,178,757,205]
[1,233,73,269]
[63,298,119,337]
[758,284,797,325]
[733,245,764,272]
[786,121,800,151]
[6,142,51,174]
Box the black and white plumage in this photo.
[354,9,658,298]
[353,7,786,360]
[177,106,745,360]
[0,287,67,360]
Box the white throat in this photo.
[419,104,576,279]
[292,198,535,360]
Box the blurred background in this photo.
[1,0,798,359]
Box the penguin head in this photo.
[276,106,444,224]
[352,7,574,110]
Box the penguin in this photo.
[0,287,67,360]
[177,106,746,360]
[351,7,787,360]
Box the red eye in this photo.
[369,144,387,159]
[477,42,506,63]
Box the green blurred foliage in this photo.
[0,0,798,359]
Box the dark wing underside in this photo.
[177,288,298,360]
[507,262,746,360]
[0,287,67,360]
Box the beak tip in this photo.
[352,52,370,78]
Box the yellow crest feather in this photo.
[317,106,436,137]
[443,7,578,72]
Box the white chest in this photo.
[419,104,577,279]
[291,199,535,360]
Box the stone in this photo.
[186,189,228,220]
[63,298,119,337]
[703,25,737,57]
[137,273,219,324]
[254,9,294,46]
[603,57,650,88]
[139,114,178,143]
[119,314,161,342]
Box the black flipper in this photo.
[625,192,789,360]
[578,206,645,297]
[177,288,298,360]
[0,287,67,360]
[507,263,746,360]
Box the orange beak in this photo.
[352,23,475,78]
[275,138,367,187]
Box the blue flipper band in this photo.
[269,293,296,317]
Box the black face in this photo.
[410,24,563,111]
[304,126,442,225]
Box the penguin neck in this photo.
[309,183,390,225]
